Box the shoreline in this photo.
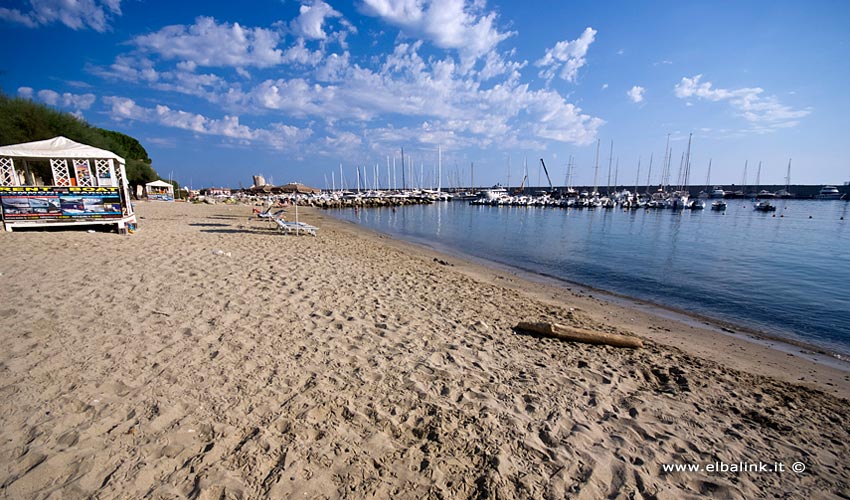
[2,201,848,498]
[316,208,850,394]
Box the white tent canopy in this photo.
[0,136,125,163]
[145,179,174,201]
[0,136,136,232]
[145,180,173,188]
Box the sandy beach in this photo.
[1,201,848,499]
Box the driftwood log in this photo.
[516,322,644,349]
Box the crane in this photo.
[539,158,554,193]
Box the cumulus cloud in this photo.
[0,0,122,32]
[360,0,514,61]
[627,85,645,103]
[674,74,810,129]
[290,0,342,40]
[131,17,284,69]
[18,87,96,113]
[102,96,312,149]
[102,96,152,121]
[535,27,596,83]
[84,5,602,160]
[282,38,326,66]
[235,40,602,148]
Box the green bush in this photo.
[0,92,160,191]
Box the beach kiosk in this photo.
[145,180,174,201]
[0,136,136,233]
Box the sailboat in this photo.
[775,159,794,198]
[698,159,712,198]
[669,133,692,210]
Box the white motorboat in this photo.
[815,186,842,199]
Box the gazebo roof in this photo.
[0,136,125,163]
[145,180,174,188]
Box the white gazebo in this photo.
[0,136,136,233]
[145,180,175,201]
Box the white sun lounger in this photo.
[273,218,318,236]
[257,208,287,220]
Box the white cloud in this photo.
[674,74,810,129]
[172,37,602,150]
[360,0,514,61]
[0,8,38,28]
[102,96,313,149]
[601,83,608,90]
[0,0,122,32]
[290,0,342,40]
[132,17,284,69]
[102,96,152,121]
[627,85,645,103]
[18,87,96,112]
[535,27,596,83]
[85,8,602,160]
[282,38,326,66]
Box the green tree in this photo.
[0,92,160,192]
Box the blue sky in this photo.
[2,0,848,189]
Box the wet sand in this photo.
[0,201,847,499]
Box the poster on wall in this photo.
[0,186,122,220]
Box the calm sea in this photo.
[333,199,850,359]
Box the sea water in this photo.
[334,199,850,359]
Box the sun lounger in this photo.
[257,208,287,219]
[273,218,318,236]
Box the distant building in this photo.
[203,187,232,196]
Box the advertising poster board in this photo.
[0,186,122,220]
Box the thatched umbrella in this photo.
[278,182,321,194]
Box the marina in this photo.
[333,197,850,361]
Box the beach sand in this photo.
[1,201,848,499]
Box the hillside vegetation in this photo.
[0,93,159,188]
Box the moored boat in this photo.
[754,200,776,212]
[815,185,842,200]
[711,200,727,211]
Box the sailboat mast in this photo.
[614,157,619,191]
[400,147,406,190]
[645,153,653,194]
[785,158,792,192]
[683,132,693,190]
[658,138,667,191]
[635,157,641,194]
[593,139,600,195]
[437,146,442,193]
[607,140,614,195]
[507,154,511,190]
